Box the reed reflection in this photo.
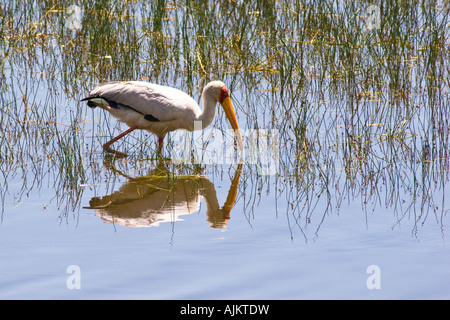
[85,163,242,229]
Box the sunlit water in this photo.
[1,162,449,299]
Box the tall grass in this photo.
[0,0,448,230]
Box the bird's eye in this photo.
[219,86,229,103]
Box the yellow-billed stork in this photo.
[82,81,243,158]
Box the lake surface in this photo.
[0,1,449,300]
[1,159,449,299]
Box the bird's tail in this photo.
[81,97,110,109]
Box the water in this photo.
[1,0,449,300]
[1,160,449,299]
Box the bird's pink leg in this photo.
[158,137,164,155]
[103,125,138,158]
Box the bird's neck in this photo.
[195,94,217,129]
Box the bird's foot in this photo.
[103,144,129,159]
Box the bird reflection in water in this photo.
[85,162,242,229]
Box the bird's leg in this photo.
[158,137,164,156]
[103,125,138,158]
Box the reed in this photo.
[0,0,448,231]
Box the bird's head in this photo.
[204,81,243,152]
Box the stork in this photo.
[82,81,243,158]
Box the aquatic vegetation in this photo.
[0,0,448,236]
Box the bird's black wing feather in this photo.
[83,96,160,122]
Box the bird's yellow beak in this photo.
[221,96,243,152]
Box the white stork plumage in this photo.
[81,80,243,158]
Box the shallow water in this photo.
[1,161,449,300]
[1,0,449,300]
